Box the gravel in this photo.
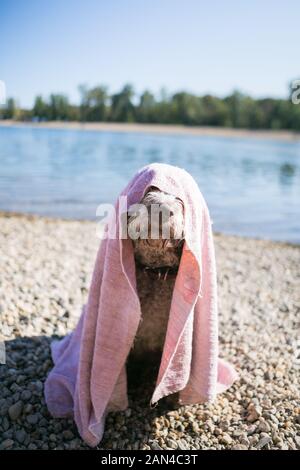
[0,212,299,450]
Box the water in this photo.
[0,125,299,243]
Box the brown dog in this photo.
[127,187,185,359]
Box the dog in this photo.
[127,186,185,365]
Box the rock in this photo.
[15,429,27,444]
[239,436,250,446]
[256,436,272,449]
[220,433,233,445]
[1,417,9,431]
[258,420,271,433]
[26,414,39,425]
[23,404,33,414]
[279,443,289,450]
[192,422,199,433]
[247,404,262,423]
[8,401,23,421]
[270,414,279,425]
[33,380,43,392]
[247,424,257,435]
[151,441,163,450]
[0,439,14,450]
[177,439,189,450]
[21,390,32,401]
[27,443,37,450]
[294,436,300,448]
[232,444,248,450]
[166,438,178,449]
[62,430,74,440]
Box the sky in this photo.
[0,0,299,108]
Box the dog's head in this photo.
[127,186,185,268]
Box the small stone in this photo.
[192,422,199,433]
[2,417,9,431]
[8,401,23,421]
[239,436,250,446]
[151,441,163,450]
[33,380,43,392]
[247,424,257,435]
[220,433,232,445]
[23,404,33,414]
[256,436,272,449]
[15,429,27,444]
[26,414,39,425]
[166,438,178,449]
[270,415,279,425]
[232,444,248,450]
[27,443,37,450]
[294,436,300,448]
[62,430,74,440]
[247,404,262,423]
[69,439,80,450]
[258,421,271,433]
[282,443,290,450]
[21,390,32,401]
[214,428,222,436]
[0,439,14,450]
[177,439,188,450]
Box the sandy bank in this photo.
[1,120,300,142]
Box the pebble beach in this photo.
[0,212,299,450]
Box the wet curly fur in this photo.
[128,187,185,359]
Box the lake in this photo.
[0,125,299,243]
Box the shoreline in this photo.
[1,119,300,142]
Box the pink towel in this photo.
[44,163,238,447]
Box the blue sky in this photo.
[1,0,299,107]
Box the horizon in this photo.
[1,0,299,108]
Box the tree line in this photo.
[1,83,300,130]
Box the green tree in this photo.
[3,79,300,130]
[48,94,70,120]
[136,90,156,123]
[2,97,18,119]
[154,88,172,124]
[79,85,108,121]
[33,95,49,120]
[170,92,203,125]
[110,84,135,122]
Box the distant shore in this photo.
[1,120,300,142]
